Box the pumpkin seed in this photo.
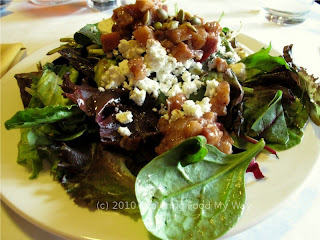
[143,10,151,25]
[157,8,168,22]
[186,22,197,32]
[190,16,201,25]
[153,22,163,30]
[185,11,192,20]
[177,9,185,23]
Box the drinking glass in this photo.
[261,0,315,24]
[87,0,117,11]
[30,0,72,5]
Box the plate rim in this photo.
[1,33,319,240]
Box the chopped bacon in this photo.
[112,6,134,28]
[210,81,230,116]
[204,21,222,35]
[166,24,193,44]
[170,42,194,63]
[167,93,187,113]
[133,26,155,46]
[101,32,121,52]
[199,34,219,62]
[191,26,207,50]
[124,4,144,19]
[128,57,147,80]
[215,57,228,73]
[135,0,155,12]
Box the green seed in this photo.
[186,22,197,32]
[167,21,179,30]
[143,10,151,25]
[157,8,168,22]
[185,11,192,20]
[177,9,185,23]
[153,22,163,30]
[190,16,201,25]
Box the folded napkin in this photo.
[1,43,25,78]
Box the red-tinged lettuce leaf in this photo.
[246,157,265,179]
[283,44,320,126]
[58,48,95,78]
[54,143,139,216]
[62,77,161,151]
[15,72,43,108]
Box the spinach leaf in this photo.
[240,44,290,80]
[136,136,265,240]
[74,24,102,45]
[5,105,82,130]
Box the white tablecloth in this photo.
[1,0,320,239]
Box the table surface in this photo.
[1,0,320,239]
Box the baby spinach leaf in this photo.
[74,23,102,45]
[136,136,265,240]
[5,105,82,130]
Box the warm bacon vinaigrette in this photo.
[156,83,233,155]
[102,0,234,155]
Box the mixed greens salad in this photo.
[4,0,320,239]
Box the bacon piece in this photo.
[204,21,222,35]
[170,42,194,63]
[101,32,121,52]
[133,26,155,46]
[199,34,218,62]
[166,24,192,44]
[167,93,187,113]
[128,57,147,81]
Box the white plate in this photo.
[1,34,319,240]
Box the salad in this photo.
[4,0,320,239]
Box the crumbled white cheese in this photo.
[182,100,203,118]
[101,65,126,89]
[205,79,219,97]
[144,39,168,72]
[167,83,183,97]
[116,111,133,124]
[182,71,192,82]
[136,77,160,98]
[130,88,146,106]
[118,59,132,78]
[182,81,198,97]
[118,40,146,59]
[118,126,132,137]
[197,97,212,113]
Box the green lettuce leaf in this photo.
[136,136,265,240]
[5,105,82,130]
[17,128,52,179]
[240,44,290,80]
